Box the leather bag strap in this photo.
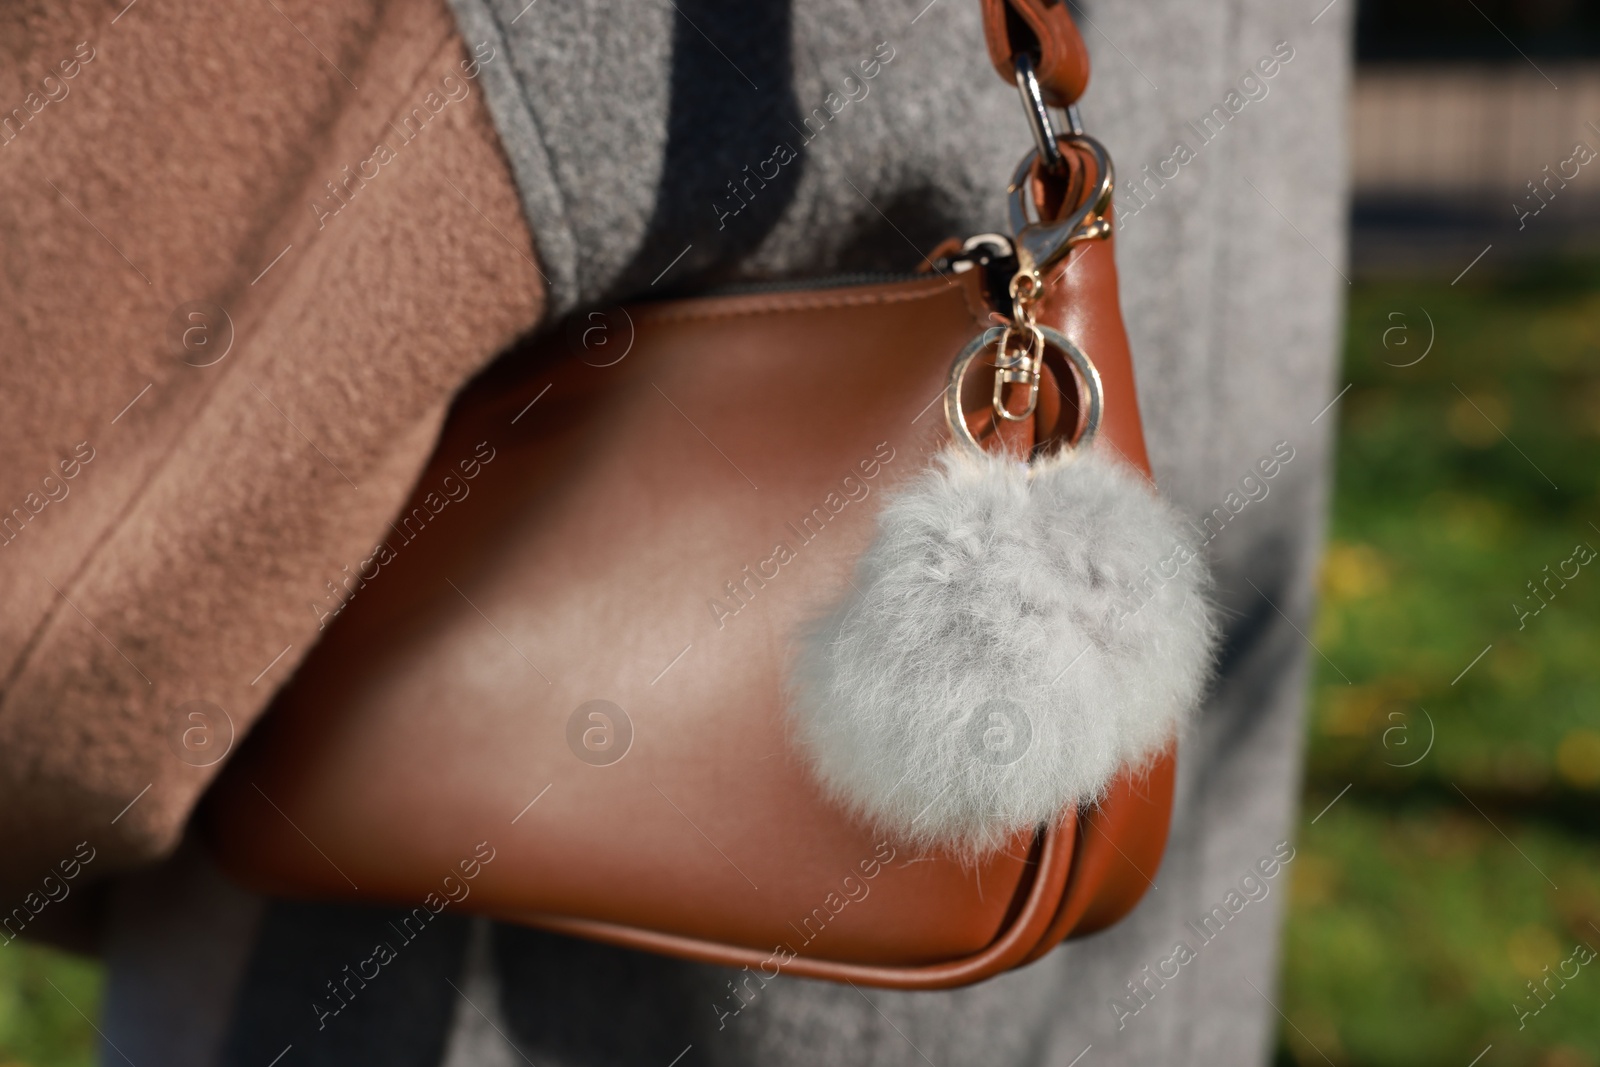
[979,0,1090,106]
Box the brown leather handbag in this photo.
[204,2,1176,990]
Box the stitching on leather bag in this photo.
[956,270,999,328]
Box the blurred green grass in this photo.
[0,940,100,1067]
[1281,260,1600,1066]
[1,264,1596,1066]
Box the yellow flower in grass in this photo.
[1508,924,1563,980]
[1556,729,1600,789]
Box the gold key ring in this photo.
[944,325,1104,462]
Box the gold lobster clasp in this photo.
[1005,133,1114,279]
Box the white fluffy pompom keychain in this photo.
[789,321,1218,860]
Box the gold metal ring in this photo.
[944,326,1103,461]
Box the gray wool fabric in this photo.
[98,1,1352,1065]
[441,0,1029,318]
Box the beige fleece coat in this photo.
[0,0,544,909]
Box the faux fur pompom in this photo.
[789,446,1217,860]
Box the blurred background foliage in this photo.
[0,942,100,1067]
[1279,265,1600,1066]
[1282,0,1600,1059]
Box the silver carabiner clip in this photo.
[1007,55,1116,277]
[1013,53,1066,176]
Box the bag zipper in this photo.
[697,237,1020,306]
[702,271,932,297]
